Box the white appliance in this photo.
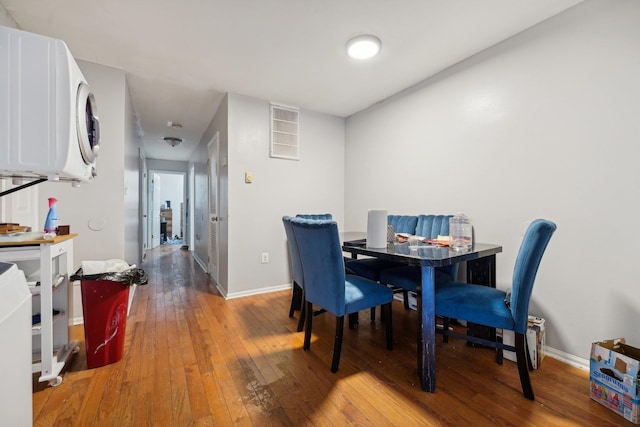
[0,262,32,426]
[0,25,100,184]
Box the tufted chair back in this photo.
[296,213,332,220]
[414,214,453,238]
[388,215,418,234]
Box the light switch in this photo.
[245,172,253,183]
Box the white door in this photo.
[151,173,161,249]
[207,133,219,283]
[0,180,39,229]
[140,151,148,260]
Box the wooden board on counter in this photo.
[0,233,77,247]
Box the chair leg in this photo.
[370,307,376,322]
[403,290,410,310]
[348,312,358,329]
[303,301,313,350]
[289,282,302,317]
[442,317,450,343]
[384,303,393,350]
[296,295,306,332]
[515,332,535,400]
[331,316,345,372]
[496,332,504,365]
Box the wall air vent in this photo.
[270,104,299,160]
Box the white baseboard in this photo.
[223,283,292,300]
[545,346,589,371]
[193,254,207,273]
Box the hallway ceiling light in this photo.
[346,35,382,60]
[163,136,183,147]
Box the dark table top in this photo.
[342,233,502,268]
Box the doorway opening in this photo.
[148,170,186,250]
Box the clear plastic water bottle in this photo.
[449,213,472,251]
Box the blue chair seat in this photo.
[379,265,455,292]
[435,282,515,331]
[345,275,394,314]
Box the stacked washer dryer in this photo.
[0,25,100,184]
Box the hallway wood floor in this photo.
[32,244,627,426]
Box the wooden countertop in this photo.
[0,233,78,247]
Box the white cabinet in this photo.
[0,235,78,386]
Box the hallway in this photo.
[32,244,618,426]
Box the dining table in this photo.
[341,232,502,393]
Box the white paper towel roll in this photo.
[367,209,388,248]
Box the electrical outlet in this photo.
[261,252,269,263]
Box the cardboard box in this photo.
[590,338,640,424]
[502,316,545,369]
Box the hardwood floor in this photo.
[33,244,628,426]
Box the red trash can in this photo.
[80,279,130,369]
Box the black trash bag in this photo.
[71,267,149,286]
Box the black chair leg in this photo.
[303,301,313,350]
[515,333,534,400]
[289,282,302,317]
[403,290,410,310]
[348,312,358,329]
[331,316,345,372]
[496,332,504,365]
[370,307,376,322]
[384,303,393,350]
[442,317,450,343]
[296,295,306,332]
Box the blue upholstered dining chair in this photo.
[378,214,456,309]
[435,219,556,400]
[283,216,307,332]
[284,213,333,332]
[289,217,394,372]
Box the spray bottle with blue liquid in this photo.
[43,197,59,234]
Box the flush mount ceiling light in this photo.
[163,136,183,147]
[346,35,382,60]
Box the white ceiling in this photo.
[1,0,582,161]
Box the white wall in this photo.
[194,93,346,297]
[0,5,16,27]
[124,82,141,265]
[227,93,346,296]
[345,0,640,361]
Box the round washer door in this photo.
[76,82,100,165]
